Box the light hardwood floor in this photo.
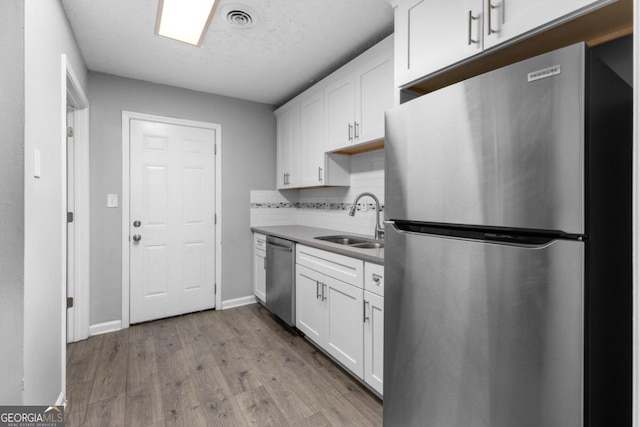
[66,303,383,426]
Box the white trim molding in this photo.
[221,295,257,310]
[89,320,123,336]
[121,111,223,328]
[64,54,91,345]
[60,54,90,412]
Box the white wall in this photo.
[24,0,87,404]
[0,0,25,405]
[88,72,276,325]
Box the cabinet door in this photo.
[395,0,483,87]
[355,53,394,144]
[483,0,614,50]
[299,91,326,186]
[254,248,266,302]
[324,275,364,378]
[325,75,355,152]
[296,265,325,345]
[364,291,384,395]
[276,104,300,189]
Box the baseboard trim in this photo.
[89,320,122,336]
[221,295,257,310]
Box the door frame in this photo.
[62,56,90,344]
[121,111,222,328]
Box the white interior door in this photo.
[129,119,216,324]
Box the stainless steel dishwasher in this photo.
[265,236,295,327]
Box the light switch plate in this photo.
[107,194,118,208]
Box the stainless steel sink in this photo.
[314,235,384,249]
[315,235,369,245]
[350,242,384,249]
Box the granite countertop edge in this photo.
[251,225,384,265]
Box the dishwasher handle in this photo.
[267,242,293,252]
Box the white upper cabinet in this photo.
[355,54,395,145]
[326,36,394,152]
[325,75,356,151]
[483,0,614,50]
[276,103,300,189]
[394,0,615,87]
[275,35,393,189]
[299,91,326,187]
[395,0,483,88]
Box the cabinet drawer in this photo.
[254,233,267,250]
[296,245,363,287]
[364,262,384,297]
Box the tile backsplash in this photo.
[250,150,385,237]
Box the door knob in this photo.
[133,220,141,228]
[132,234,142,243]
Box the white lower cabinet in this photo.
[296,265,325,343]
[324,275,364,376]
[296,244,383,394]
[296,261,364,378]
[364,290,384,395]
[253,233,267,303]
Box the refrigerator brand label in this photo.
[527,65,561,82]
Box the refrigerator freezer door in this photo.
[386,43,585,235]
[384,225,584,427]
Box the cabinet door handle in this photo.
[316,281,321,299]
[348,123,353,141]
[322,283,327,301]
[372,273,382,284]
[468,10,479,45]
[487,1,499,35]
[318,167,323,182]
[354,122,359,139]
[363,300,370,322]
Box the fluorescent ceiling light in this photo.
[156,0,219,46]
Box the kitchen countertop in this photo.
[251,225,384,265]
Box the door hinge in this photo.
[67,126,74,138]
[67,297,74,308]
[67,212,74,223]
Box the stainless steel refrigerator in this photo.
[384,42,632,427]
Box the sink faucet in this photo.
[349,192,384,240]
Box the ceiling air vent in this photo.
[226,9,255,28]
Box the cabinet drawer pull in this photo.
[372,273,382,285]
[468,10,479,45]
[487,1,499,35]
[364,300,370,322]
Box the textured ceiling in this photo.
[61,0,394,106]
